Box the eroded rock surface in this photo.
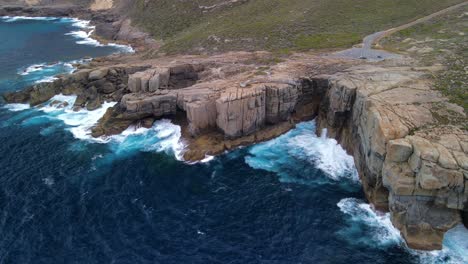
[2,52,467,251]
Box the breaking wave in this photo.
[3,103,30,112]
[245,121,358,184]
[63,18,134,52]
[1,16,133,53]
[0,16,59,22]
[18,61,80,83]
[105,120,185,161]
[337,198,468,264]
[5,94,185,160]
[337,198,402,248]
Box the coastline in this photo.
[0,4,467,255]
[0,4,155,53]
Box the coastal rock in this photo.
[88,68,108,81]
[389,194,461,250]
[387,139,413,162]
[128,68,170,92]
[434,144,458,170]
[120,92,177,119]
[4,54,467,252]
[216,86,266,138]
[264,83,298,124]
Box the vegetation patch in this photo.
[131,0,465,54]
[294,33,361,50]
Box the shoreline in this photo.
[1,5,467,253]
[0,4,156,53]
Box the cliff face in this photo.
[313,66,467,250]
[3,53,467,250]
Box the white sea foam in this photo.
[36,76,59,83]
[65,30,134,52]
[337,197,468,263]
[1,15,133,52]
[3,103,31,112]
[66,18,93,29]
[17,59,91,84]
[62,18,134,52]
[28,95,185,159]
[37,94,116,140]
[20,61,75,76]
[108,43,135,53]
[103,119,186,160]
[245,121,358,183]
[19,63,46,75]
[289,127,358,180]
[337,198,401,247]
[201,155,215,163]
[0,16,59,22]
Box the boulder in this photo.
[70,69,92,82]
[387,138,413,162]
[434,144,458,170]
[121,92,177,118]
[149,68,170,92]
[417,161,464,191]
[382,161,415,195]
[453,151,468,170]
[389,194,460,250]
[128,72,142,92]
[409,136,440,162]
[98,82,117,94]
[88,68,109,81]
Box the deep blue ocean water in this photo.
[0,17,467,264]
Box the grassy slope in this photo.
[130,0,465,53]
[382,5,467,113]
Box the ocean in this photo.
[0,16,466,264]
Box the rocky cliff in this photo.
[3,52,467,250]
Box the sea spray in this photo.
[337,198,468,264]
[245,121,359,184]
[3,103,31,112]
[337,198,402,248]
[6,94,186,161]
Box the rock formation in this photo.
[2,53,467,251]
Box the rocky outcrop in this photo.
[312,65,467,250]
[2,53,466,251]
[216,86,266,138]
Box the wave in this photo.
[105,120,186,160]
[245,121,358,184]
[3,103,31,112]
[17,59,91,84]
[1,16,134,53]
[34,94,116,141]
[62,18,134,52]
[5,94,185,160]
[337,198,468,264]
[0,16,60,22]
[337,198,402,248]
[65,28,134,53]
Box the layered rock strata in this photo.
[3,55,467,251]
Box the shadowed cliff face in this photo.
[2,53,467,250]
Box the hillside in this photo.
[130,0,466,53]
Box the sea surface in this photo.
[0,17,467,264]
